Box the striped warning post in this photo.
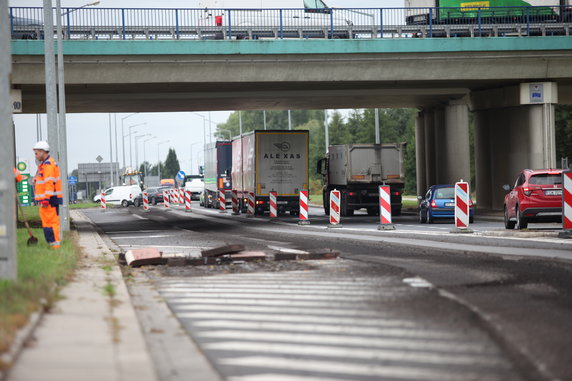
[378,185,395,230]
[247,192,255,216]
[563,171,572,231]
[143,191,149,211]
[179,188,184,205]
[269,191,277,218]
[231,190,239,215]
[163,189,170,209]
[185,190,191,212]
[298,190,310,225]
[101,192,106,211]
[219,189,226,212]
[329,189,341,227]
[455,181,470,229]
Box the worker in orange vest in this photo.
[33,141,63,249]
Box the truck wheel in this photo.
[323,193,330,215]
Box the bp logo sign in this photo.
[273,142,291,152]
[17,161,27,171]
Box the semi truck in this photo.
[404,0,572,25]
[203,141,233,208]
[317,143,405,217]
[232,130,309,215]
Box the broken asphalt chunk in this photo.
[125,248,167,267]
[201,244,245,258]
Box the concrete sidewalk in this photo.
[5,210,157,381]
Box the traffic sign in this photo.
[68,176,78,185]
[16,161,27,171]
[176,170,186,180]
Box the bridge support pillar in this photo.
[472,83,557,210]
[415,112,427,197]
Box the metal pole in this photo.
[374,108,380,144]
[114,114,118,184]
[208,112,212,143]
[143,136,155,178]
[109,113,113,185]
[121,113,137,170]
[0,0,16,280]
[44,1,59,178]
[324,109,329,152]
[56,0,69,232]
[288,110,292,130]
[263,110,267,130]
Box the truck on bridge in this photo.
[232,130,309,215]
[317,143,405,217]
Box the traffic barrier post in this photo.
[269,191,277,218]
[164,190,170,210]
[247,192,255,217]
[231,190,240,215]
[179,188,184,205]
[378,185,395,230]
[329,189,341,228]
[452,179,473,234]
[219,189,227,213]
[298,190,310,225]
[185,190,191,212]
[143,191,149,211]
[101,191,106,211]
[559,171,572,239]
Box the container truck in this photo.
[317,143,405,217]
[232,130,309,215]
[203,141,232,208]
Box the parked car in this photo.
[133,186,173,207]
[503,169,564,229]
[418,184,474,223]
[94,185,141,207]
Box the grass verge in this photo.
[0,206,80,367]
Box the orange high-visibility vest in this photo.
[34,156,63,204]
[14,168,23,183]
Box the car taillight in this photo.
[348,192,356,196]
[130,194,132,199]
[392,191,400,196]
[523,187,532,196]
[256,200,264,205]
[430,200,437,208]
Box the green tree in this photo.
[163,148,180,179]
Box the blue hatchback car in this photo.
[418,184,474,223]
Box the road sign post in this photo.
[269,191,277,218]
[378,185,395,230]
[329,189,342,228]
[559,171,572,239]
[451,180,473,234]
[298,190,310,225]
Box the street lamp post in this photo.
[121,113,137,169]
[143,136,156,178]
[128,122,146,168]
[134,134,150,172]
[157,140,169,181]
[190,142,202,175]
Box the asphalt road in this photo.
[84,204,572,381]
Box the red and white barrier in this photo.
[231,190,239,215]
[179,189,184,205]
[164,190,170,209]
[329,189,341,226]
[185,190,191,212]
[563,171,572,231]
[219,189,226,212]
[298,190,310,225]
[247,192,255,216]
[269,191,277,218]
[101,192,106,211]
[454,180,470,229]
[378,185,395,230]
[143,191,150,211]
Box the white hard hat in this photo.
[33,141,50,152]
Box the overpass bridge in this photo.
[10,32,572,210]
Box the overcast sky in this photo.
[11,0,405,178]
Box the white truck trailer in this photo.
[232,130,309,215]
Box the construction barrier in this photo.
[378,185,395,230]
[143,191,150,211]
[169,189,175,205]
[247,192,255,216]
[164,190,170,209]
[101,191,106,211]
[329,189,341,227]
[219,189,226,212]
[179,188,184,205]
[269,191,277,218]
[298,190,310,225]
[454,180,470,229]
[231,189,239,215]
[185,190,191,212]
[563,171,572,231]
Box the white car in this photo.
[184,175,205,201]
[93,185,141,207]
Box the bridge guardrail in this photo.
[9,5,572,41]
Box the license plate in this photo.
[545,190,562,196]
[277,201,288,205]
[445,202,454,207]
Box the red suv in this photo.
[503,169,564,229]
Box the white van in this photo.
[94,185,142,207]
[198,0,353,39]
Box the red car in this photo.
[503,169,564,229]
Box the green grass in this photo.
[0,211,79,363]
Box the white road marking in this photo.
[189,319,457,339]
[161,283,394,290]
[161,288,390,296]
[117,244,209,249]
[112,235,173,239]
[161,292,381,301]
[218,356,489,381]
[403,277,434,288]
[171,304,385,318]
[207,341,506,367]
[197,330,486,353]
[131,213,148,220]
[168,298,368,307]
[228,374,353,381]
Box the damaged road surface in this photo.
[82,206,572,381]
